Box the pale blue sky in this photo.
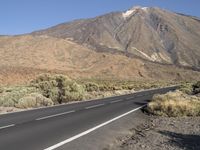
[0,0,199,35]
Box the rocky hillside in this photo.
[0,34,200,85]
[33,6,200,69]
[1,6,200,85]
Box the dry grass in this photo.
[147,90,200,117]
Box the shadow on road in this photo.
[159,130,200,150]
[133,100,150,106]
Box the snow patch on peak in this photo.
[122,6,149,18]
[122,9,136,18]
[141,7,148,12]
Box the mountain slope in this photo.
[33,6,200,69]
[0,35,200,85]
[0,35,145,84]
[1,6,200,85]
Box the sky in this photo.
[0,0,200,35]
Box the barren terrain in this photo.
[108,116,200,150]
[0,35,200,85]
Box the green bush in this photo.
[0,86,38,107]
[61,82,85,102]
[179,83,193,95]
[84,82,99,92]
[31,74,85,103]
[16,93,53,109]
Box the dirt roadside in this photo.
[107,114,200,150]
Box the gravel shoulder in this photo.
[108,114,200,150]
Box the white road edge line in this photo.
[110,99,123,103]
[0,124,15,130]
[44,104,146,150]
[36,110,75,121]
[85,103,105,109]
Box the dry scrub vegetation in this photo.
[147,81,200,117]
[0,74,174,111]
[0,74,85,109]
[77,78,173,92]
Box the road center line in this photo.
[85,103,105,109]
[126,97,134,100]
[110,99,123,103]
[136,95,141,97]
[36,110,75,121]
[44,104,146,150]
[0,124,15,130]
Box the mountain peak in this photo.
[131,6,149,10]
[32,6,200,69]
[122,6,149,18]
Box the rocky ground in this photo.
[108,115,200,150]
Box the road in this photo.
[0,86,177,150]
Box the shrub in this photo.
[179,82,193,95]
[31,74,85,103]
[61,82,85,102]
[84,82,99,92]
[16,93,53,109]
[0,86,38,107]
[147,90,200,117]
[193,81,200,94]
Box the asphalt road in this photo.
[0,86,178,150]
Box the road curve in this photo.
[0,86,178,150]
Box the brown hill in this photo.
[1,6,200,85]
[0,35,200,85]
[33,6,200,69]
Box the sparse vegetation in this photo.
[179,82,193,94]
[84,82,100,92]
[147,81,200,117]
[0,74,179,113]
[0,74,85,108]
[77,78,173,92]
[16,93,53,109]
[0,86,38,107]
[31,74,85,104]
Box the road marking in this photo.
[36,110,75,121]
[126,97,134,100]
[44,104,146,150]
[0,124,15,130]
[85,103,105,109]
[110,99,123,103]
[136,95,141,97]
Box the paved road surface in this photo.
[0,86,178,150]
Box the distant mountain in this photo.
[1,35,200,85]
[1,6,200,85]
[33,6,200,69]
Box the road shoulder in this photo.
[108,115,200,150]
